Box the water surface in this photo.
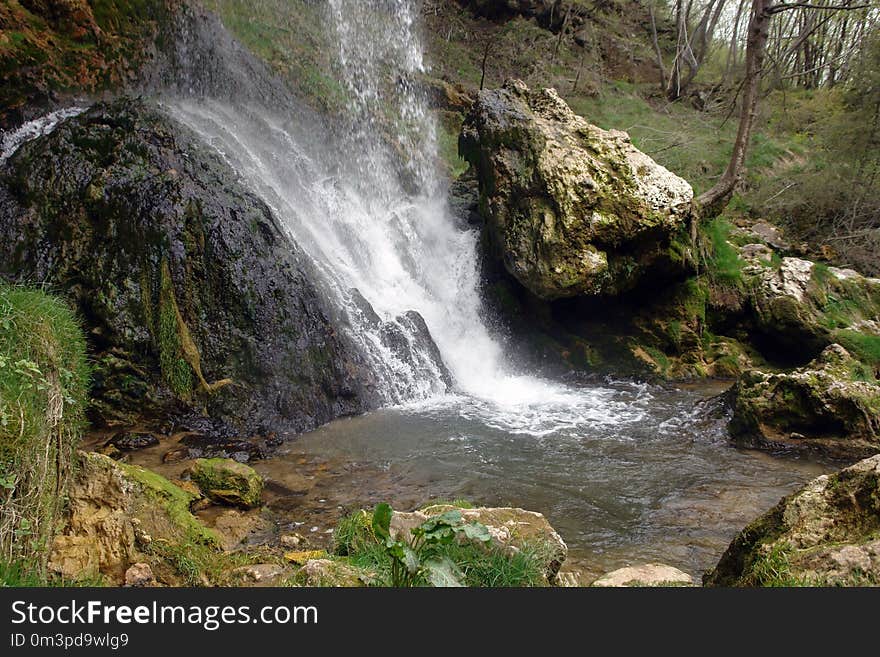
[270,380,830,580]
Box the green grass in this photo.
[833,331,880,369]
[437,117,469,178]
[419,498,475,510]
[1,559,106,587]
[747,543,808,587]
[145,539,267,586]
[201,0,346,113]
[0,284,90,583]
[703,218,745,286]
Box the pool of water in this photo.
[268,379,832,580]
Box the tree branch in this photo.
[767,2,870,14]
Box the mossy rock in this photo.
[460,79,694,300]
[729,344,880,458]
[0,98,379,435]
[191,457,264,508]
[48,451,220,584]
[705,454,880,587]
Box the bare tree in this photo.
[665,0,730,100]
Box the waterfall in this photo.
[168,0,624,435]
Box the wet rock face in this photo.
[704,454,880,587]
[0,98,380,436]
[460,80,693,300]
[729,345,880,459]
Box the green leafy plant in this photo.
[370,503,491,587]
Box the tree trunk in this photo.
[697,0,772,214]
[649,4,668,91]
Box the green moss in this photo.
[644,345,671,374]
[0,284,90,583]
[157,260,193,398]
[190,458,264,508]
[115,459,220,548]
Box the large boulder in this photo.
[190,458,264,508]
[391,504,568,580]
[704,454,880,586]
[48,451,219,583]
[460,79,693,300]
[0,98,380,435]
[729,344,880,458]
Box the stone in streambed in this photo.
[591,563,695,587]
[124,562,155,587]
[190,458,264,508]
[106,431,160,451]
[729,344,880,458]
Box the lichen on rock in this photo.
[460,79,693,300]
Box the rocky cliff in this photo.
[0,98,380,436]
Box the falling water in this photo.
[165,0,627,436]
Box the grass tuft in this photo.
[0,284,90,584]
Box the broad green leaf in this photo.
[424,557,464,587]
[402,545,420,574]
[372,502,393,540]
[459,521,492,544]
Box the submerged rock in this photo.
[591,563,695,587]
[0,98,379,435]
[190,458,264,508]
[729,344,880,458]
[106,431,160,451]
[704,454,880,586]
[460,79,693,300]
